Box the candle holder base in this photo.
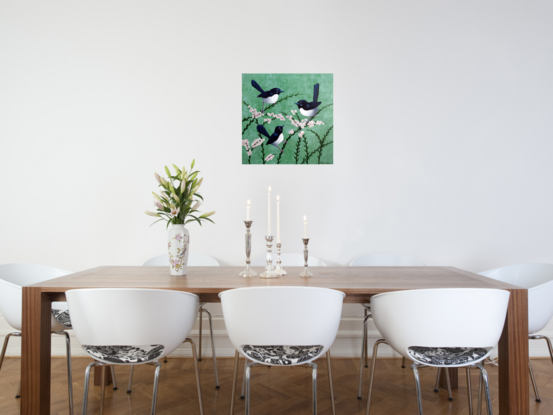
[259,269,280,279]
[274,242,287,275]
[240,264,258,278]
[299,268,313,278]
[260,234,280,278]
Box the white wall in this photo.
[1,0,553,357]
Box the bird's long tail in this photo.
[251,80,264,93]
[256,124,271,139]
[313,83,320,103]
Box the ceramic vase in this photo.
[167,224,190,276]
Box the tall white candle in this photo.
[277,195,281,243]
[247,200,251,221]
[303,215,308,238]
[268,186,271,235]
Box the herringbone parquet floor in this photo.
[1,357,552,415]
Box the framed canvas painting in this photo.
[242,73,333,165]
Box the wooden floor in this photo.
[1,357,552,415]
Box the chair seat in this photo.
[83,344,164,364]
[243,345,323,365]
[407,346,488,366]
[52,309,72,328]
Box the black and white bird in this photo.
[251,80,284,112]
[257,124,287,153]
[295,83,322,119]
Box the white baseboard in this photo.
[1,315,552,359]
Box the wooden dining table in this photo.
[21,265,528,414]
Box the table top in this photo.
[28,266,522,303]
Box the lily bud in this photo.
[160,177,168,186]
[192,201,202,211]
[152,192,161,201]
[199,211,215,219]
[173,164,181,175]
[172,193,180,203]
[180,180,186,192]
[145,210,161,217]
[155,172,161,184]
[191,159,195,170]
[196,177,203,189]
[164,166,171,176]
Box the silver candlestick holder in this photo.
[274,243,287,275]
[239,221,257,277]
[299,238,313,277]
[259,235,279,278]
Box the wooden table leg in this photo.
[439,367,458,389]
[21,288,52,415]
[94,365,113,386]
[499,288,529,415]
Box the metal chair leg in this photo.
[466,367,473,415]
[477,370,483,415]
[434,367,442,392]
[16,381,21,399]
[401,357,406,369]
[241,357,247,399]
[185,338,204,415]
[364,308,369,368]
[82,361,98,415]
[151,361,162,415]
[411,363,424,415]
[230,351,240,415]
[444,367,453,401]
[100,365,106,415]
[365,339,386,415]
[111,366,118,390]
[358,314,370,399]
[326,351,335,415]
[477,363,492,415]
[198,305,203,361]
[203,307,220,388]
[245,361,254,415]
[529,360,541,402]
[0,332,21,398]
[127,365,134,393]
[310,362,318,415]
[56,331,75,415]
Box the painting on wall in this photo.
[242,73,333,165]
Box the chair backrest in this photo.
[251,253,326,267]
[0,263,71,331]
[370,288,510,364]
[349,254,427,266]
[143,252,220,266]
[66,288,198,362]
[220,286,344,361]
[480,263,553,334]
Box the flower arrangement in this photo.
[145,160,215,227]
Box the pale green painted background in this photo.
[242,73,333,164]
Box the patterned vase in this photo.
[167,224,190,276]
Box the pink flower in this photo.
[247,150,252,156]
[288,129,294,134]
[265,154,274,162]
[242,139,250,150]
[264,118,271,124]
[154,201,163,210]
[170,207,180,217]
[298,131,304,138]
[252,138,265,148]
[308,121,315,128]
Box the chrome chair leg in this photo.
[127,365,134,393]
[0,332,21,398]
[16,381,21,399]
[151,361,162,415]
[365,339,387,415]
[82,361,98,415]
[185,338,204,415]
[434,367,441,392]
[100,365,106,415]
[203,307,220,388]
[477,363,492,415]
[411,363,424,415]
[466,367,473,415]
[529,360,541,402]
[326,351,335,415]
[241,357,247,399]
[364,308,369,368]
[401,357,406,368]
[54,331,74,415]
[245,361,254,415]
[230,351,240,415]
[309,362,318,415]
[357,314,370,399]
[198,305,204,361]
[111,366,118,390]
[444,367,453,401]
[477,370,483,415]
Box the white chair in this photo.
[480,263,553,402]
[251,253,327,267]
[350,254,427,399]
[66,288,203,415]
[0,263,75,415]
[220,286,344,415]
[366,288,510,415]
[142,252,220,389]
